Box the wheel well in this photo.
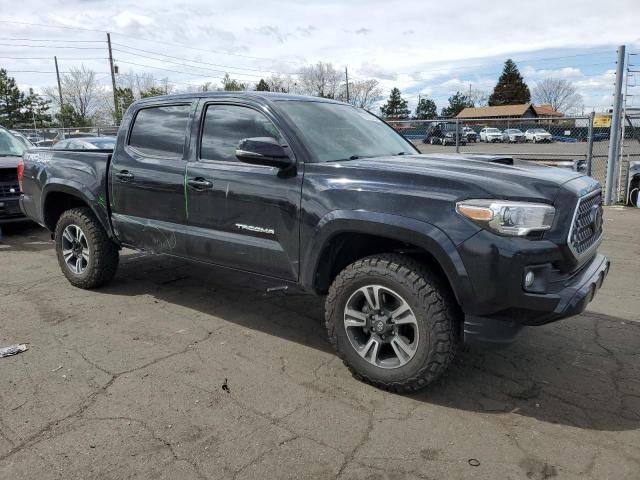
[43,192,89,231]
[313,232,452,297]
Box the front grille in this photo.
[0,168,19,198]
[568,190,603,257]
[0,169,18,184]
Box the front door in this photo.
[110,103,192,254]
[185,102,302,281]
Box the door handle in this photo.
[187,177,213,190]
[115,170,134,181]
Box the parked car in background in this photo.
[422,121,466,146]
[462,126,477,143]
[525,128,553,143]
[0,127,28,224]
[34,139,55,148]
[53,137,117,150]
[25,133,44,143]
[10,130,35,148]
[502,128,525,143]
[479,127,503,143]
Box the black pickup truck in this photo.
[1,127,28,224]
[19,92,609,392]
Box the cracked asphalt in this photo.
[1,207,639,479]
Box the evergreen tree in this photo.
[255,79,270,91]
[55,104,90,128]
[440,92,472,117]
[414,97,437,119]
[222,73,247,91]
[115,87,135,117]
[21,89,52,128]
[140,86,166,98]
[0,68,26,128]
[488,59,531,106]
[379,88,410,119]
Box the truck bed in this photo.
[20,148,114,233]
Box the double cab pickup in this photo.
[19,92,609,391]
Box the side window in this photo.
[200,104,283,163]
[128,104,190,158]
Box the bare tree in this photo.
[343,79,383,110]
[44,65,103,125]
[266,74,298,93]
[298,62,342,98]
[467,89,489,107]
[532,78,583,113]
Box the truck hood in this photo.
[0,155,21,169]
[328,153,585,202]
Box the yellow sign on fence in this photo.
[594,115,611,128]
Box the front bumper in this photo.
[457,229,609,326]
[0,196,26,224]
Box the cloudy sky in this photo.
[1,0,639,113]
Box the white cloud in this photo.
[0,0,638,113]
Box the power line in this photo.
[0,37,104,43]
[6,69,111,74]
[112,48,282,79]
[0,43,105,50]
[0,19,302,64]
[0,56,107,60]
[114,59,231,81]
[111,43,299,75]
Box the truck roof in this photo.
[133,91,347,106]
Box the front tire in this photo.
[54,207,119,289]
[325,254,460,392]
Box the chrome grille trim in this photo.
[567,189,603,259]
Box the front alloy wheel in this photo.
[325,254,460,392]
[344,285,419,368]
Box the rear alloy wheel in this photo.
[54,207,119,289]
[61,224,90,274]
[325,254,460,392]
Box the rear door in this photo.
[110,102,193,254]
[184,101,302,281]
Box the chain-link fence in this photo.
[12,115,640,204]
[387,115,633,200]
[12,126,119,145]
[620,112,640,205]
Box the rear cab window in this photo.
[128,104,191,158]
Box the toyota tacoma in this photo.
[19,93,609,392]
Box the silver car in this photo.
[502,129,525,143]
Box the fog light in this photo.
[524,271,535,288]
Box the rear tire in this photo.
[54,207,119,289]
[325,254,460,392]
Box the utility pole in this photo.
[107,32,120,124]
[604,45,626,205]
[345,66,350,103]
[54,56,65,137]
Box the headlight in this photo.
[445,133,454,137]
[456,200,555,236]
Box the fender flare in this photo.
[41,180,114,238]
[301,210,474,309]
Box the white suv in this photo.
[525,128,553,143]
[479,127,503,143]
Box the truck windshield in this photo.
[0,129,27,156]
[276,101,417,162]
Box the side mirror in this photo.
[235,137,294,169]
